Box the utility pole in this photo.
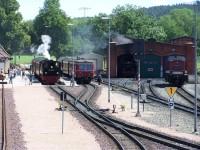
[102,17,111,103]
[79,7,91,18]
[193,0,199,133]
[135,59,141,117]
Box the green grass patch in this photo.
[197,56,200,72]
[11,55,56,64]
[11,55,35,64]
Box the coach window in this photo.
[80,64,85,71]
[87,64,92,70]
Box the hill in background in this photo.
[142,4,195,17]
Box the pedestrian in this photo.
[97,74,102,85]
[70,77,75,87]
[22,70,25,79]
[29,73,33,85]
[9,70,13,86]
[24,75,28,85]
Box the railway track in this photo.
[51,84,145,150]
[148,81,200,115]
[51,83,200,149]
[177,87,200,107]
[102,78,200,115]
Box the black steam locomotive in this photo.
[31,57,61,85]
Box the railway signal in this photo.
[166,87,177,97]
[165,87,177,127]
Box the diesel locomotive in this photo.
[164,55,188,87]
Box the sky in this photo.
[17,0,194,20]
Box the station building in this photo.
[0,45,11,74]
[108,36,195,78]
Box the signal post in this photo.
[166,87,177,127]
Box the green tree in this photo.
[159,8,195,40]
[111,5,166,41]
[33,0,71,58]
[0,0,31,54]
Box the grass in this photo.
[11,55,56,64]
[198,56,200,72]
[11,55,35,64]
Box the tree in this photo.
[111,5,167,41]
[0,0,31,54]
[33,0,71,58]
[159,8,195,40]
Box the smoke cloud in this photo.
[37,35,51,60]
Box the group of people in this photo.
[7,67,33,85]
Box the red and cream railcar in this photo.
[60,59,95,84]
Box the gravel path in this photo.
[94,82,200,144]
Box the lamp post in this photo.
[102,17,111,103]
[68,23,74,86]
[135,58,141,117]
[193,1,199,133]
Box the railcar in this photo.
[164,55,188,87]
[31,57,61,85]
[59,58,95,84]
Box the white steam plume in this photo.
[37,35,51,60]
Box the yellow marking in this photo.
[166,87,177,97]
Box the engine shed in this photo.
[109,36,195,78]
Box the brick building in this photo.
[108,36,195,78]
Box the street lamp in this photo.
[135,55,141,117]
[193,1,199,133]
[68,23,74,86]
[102,16,111,103]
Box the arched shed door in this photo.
[140,54,161,78]
[117,54,137,78]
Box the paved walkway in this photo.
[6,75,101,150]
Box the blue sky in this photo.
[17,0,193,20]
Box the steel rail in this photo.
[86,83,200,149]
[50,85,145,150]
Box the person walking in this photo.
[8,70,13,87]
[97,73,102,85]
[29,73,33,85]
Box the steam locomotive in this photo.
[58,57,95,84]
[164,55,188,87]
[31,57,61,85]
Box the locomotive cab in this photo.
[164,55,188,87]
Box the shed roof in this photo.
[0,45,10,59]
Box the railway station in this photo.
[0,71,199,149]
[0,0,200,150]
